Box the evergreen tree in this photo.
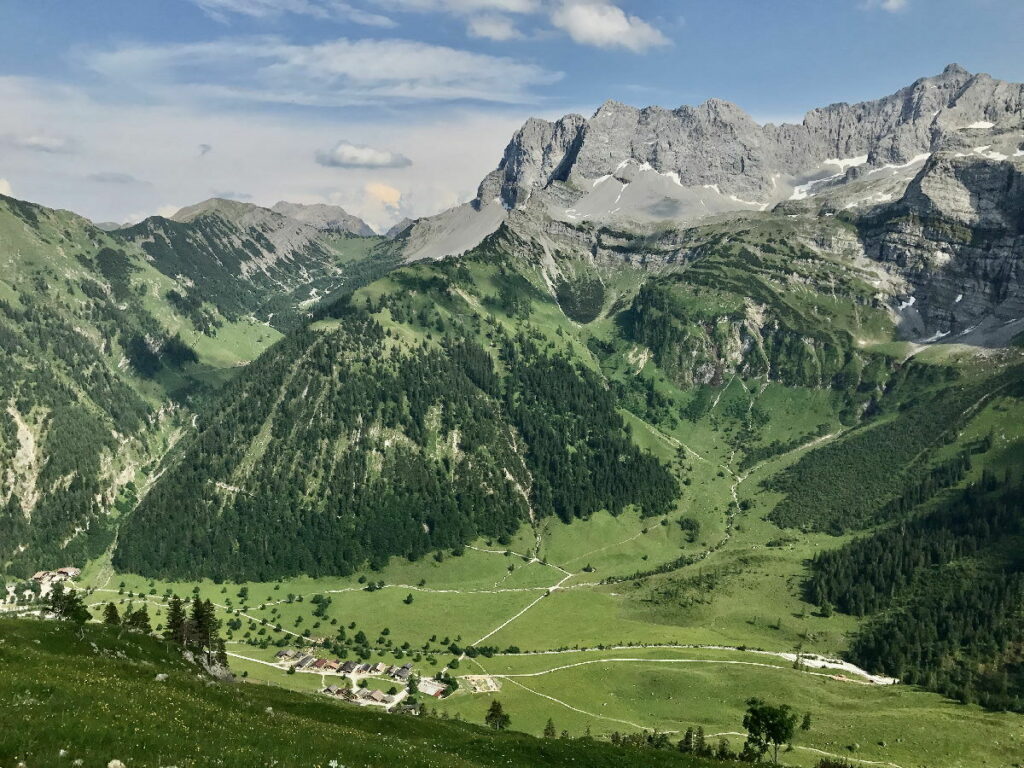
[543,718,556,739]
[103,602,121,626]
[484,700,510,731]
[126,605,151,633]
[694,726,707,756]
[164,595,186,644]
[678,727,694,753]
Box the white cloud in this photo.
[192,0,395,27]
[863,0,908,11]
[316,141,412,169]
[0,178,11,196]
[0,75,536,232]
[551,1,669,52]
[3,133,75,153]
[83,37,561,106]
[383,0,539,12]
[467,14,523,40]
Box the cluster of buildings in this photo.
[272,647,450,706]
[274,648,417,682]
[30,567,81,596]
[323,685,403,709]
[31,567,81,584]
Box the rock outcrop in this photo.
[859,153,1024,344]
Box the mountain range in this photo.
[2,64,1024,724]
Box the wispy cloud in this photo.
[82,36,562,106]
[3,133,76,154]
[316,140,412,168]
[0,178,12,196]
[211,189,252,200]
[192,0,395,27]
[198,143,213,157]
[550,1,669,53]
[87,171,149,185]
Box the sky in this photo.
[1,0,1022,232]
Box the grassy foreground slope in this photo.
[0,618,731,768]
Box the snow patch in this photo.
[592,175,613,188]
[967,121,994,129]
[823,155,868,171]
[921,329,950,343]
[973,146,1009,161]
[897,296,916,311]
[867,153,931,175]
[955,293,963,303]
[728,194,766,209]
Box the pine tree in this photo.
[543,718,556,739]
[165,595,186,644]
[678,727,694,753]
[126,605,151,633]
[694,725,707,756]
[484,700,510,731]
[103,602,121,626]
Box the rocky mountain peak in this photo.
[271,201,376,237]
[171,197,264,224]
[404,65,1022,264]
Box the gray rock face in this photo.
[479,64,1024,207]
[859,153,1024,344]
[385,217,415,239]
[270,201,376,237]
[479,114,586,208]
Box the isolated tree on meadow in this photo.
[485,700,510,731]
[543,718,557,738]
[103,602,121,626]
[47,583,90,627]
[742,697,799,764]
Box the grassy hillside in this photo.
[0,617,733,768]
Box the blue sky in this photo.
[1,0,1022,230]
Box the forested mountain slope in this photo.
[119,197,396,331]
[116,211,918,581]
[0,193,395,580]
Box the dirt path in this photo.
[489,656,888,686]
[470,571,574,647]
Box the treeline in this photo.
[115,308,676,580]
[809,474,1024,711]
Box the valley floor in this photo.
[63,373,1024,768]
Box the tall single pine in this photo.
[165,595,186,644]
